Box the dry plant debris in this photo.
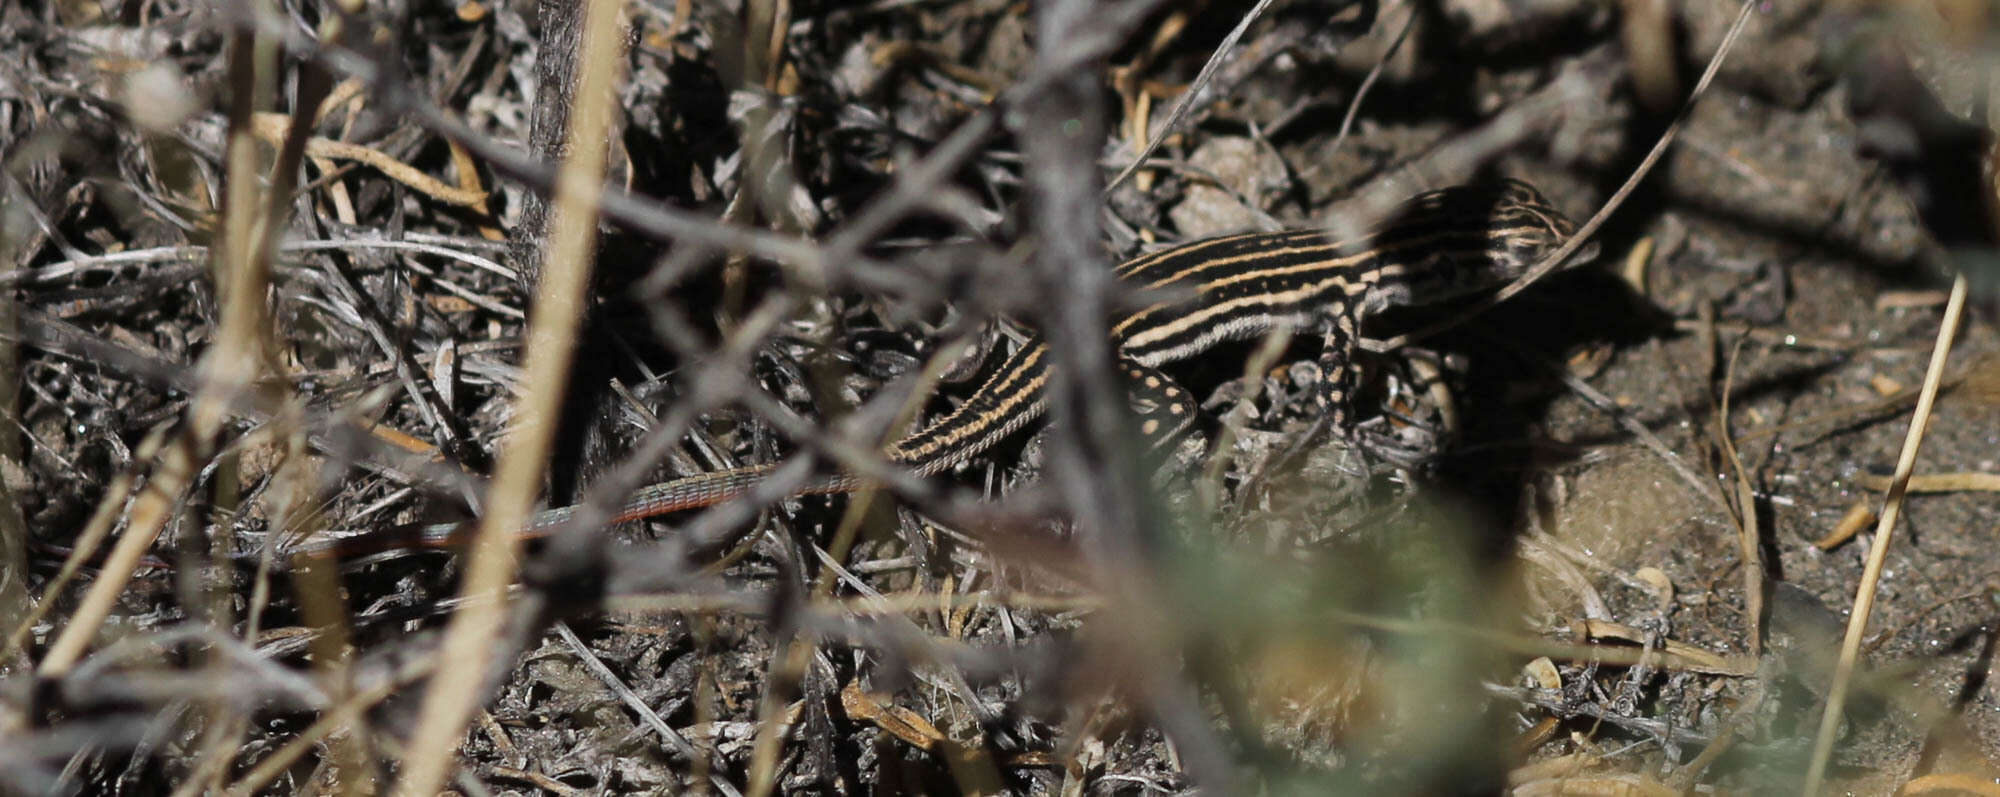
[4,0,2000,794]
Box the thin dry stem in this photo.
[37,25,294,677]
[389,0,626,790]
[1716,335,1764,655]
[1803,273,1970,794]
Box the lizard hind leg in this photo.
[1118,357,1201,456]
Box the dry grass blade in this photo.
[0,252,23,648]
[1902,772,2000,795]
[37,23,307,678]
[389,0,625,790]
[551,621,706,761]
[1802,274,1971,794]
[1853,470,2000,493]
[1715,335,1764,655]
[222,661,416,795]
[2,425,155,660]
